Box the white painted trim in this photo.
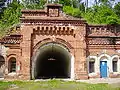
[111,55,119,60]
[88,54,120,78]
[8,72,17,76]
[98,54,111,60]
[70,54,74,80]
[87,56,98,76]
[111,55,120,73]
[89,72,98,77]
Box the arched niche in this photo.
[0,55,5,78]
[8,57,16,73]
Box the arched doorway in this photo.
[0,56,5,78]
[100,56,109,78]
[32,42,72,79]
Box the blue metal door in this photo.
[100,61,107,78]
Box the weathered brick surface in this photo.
[2,4,120,80]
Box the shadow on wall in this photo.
[0,56,5,78]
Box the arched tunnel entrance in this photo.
[33,43,72,79]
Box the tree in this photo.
[83,5,119,24]
[0,0,6,13]
[59,0,72,6]
[98,0,115,7]
[79,2,85,12]
[63,6,81,18]
[0,0,119,37]
[0,0,6,8]
[22,0,46,9]
[114,2,120,18]
[0,0,22,32]
[85,0,88,7]
[94,0,98,5]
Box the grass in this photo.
[0,79,120,90]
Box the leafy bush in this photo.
[82,5,120,25]
[63,6,81,18]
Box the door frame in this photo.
[98,54,111,78]
[100,61,108,78]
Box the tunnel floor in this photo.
[34,43,71,79]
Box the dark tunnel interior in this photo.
[34,43,71,79]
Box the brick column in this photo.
[20,26,33,80]
[74,48,88,79]
[74,25,88,80]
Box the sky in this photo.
[5,0,120,7]
[82,0,120,7]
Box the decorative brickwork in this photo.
[0,3,120,80]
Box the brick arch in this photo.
[31,38,74,79]
[33,38,73,55]
[7,54,21,72]
[7,54,17,60]
[7,54,17,65]
[7,55,17,73]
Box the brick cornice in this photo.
[21,9,46,13]
[87,44,120,49]
[20,18,87,26]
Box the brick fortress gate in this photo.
[24,4,88,80]
[0,4,120,80]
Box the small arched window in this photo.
[89,58,95,73]
[112,57,118,72]
[9,57,16,73]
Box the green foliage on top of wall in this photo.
[0,0,120,36]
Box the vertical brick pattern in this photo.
[20,26,33,79]
[74,25,88,79]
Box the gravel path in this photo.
[77,78,120,84]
